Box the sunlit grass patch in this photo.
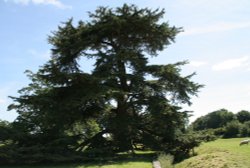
[175,138,250,168]
[1,161,152,168]
[157,153,174,168]
[0,151,154,168]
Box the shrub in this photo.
[0,144,84,165]
[213,127,226,136]
[240,125,249,137]
[198,130,217,142]
[223,121,241,138]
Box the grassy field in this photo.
[1,161,152,168]
[5,138,250,168]
[0,152,153,168]
[175,138,250,168]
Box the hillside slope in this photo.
[175,138,250,168]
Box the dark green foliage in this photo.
[6,4,202,164]
[0,144,84,165]
[192,109,235,130]
[223,121,241,138]
[196,130,217,142]
[212,127,226,137]
[236,110,250,123]
[239,121,250,137]
[0,120,12,142]
[191,109,250,138]
[171,133,201,160]
[167,131,216,162]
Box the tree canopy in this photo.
[191,109,250,138]
[236,110,250,123]
[192,109,235,131]
[8,4,202,158]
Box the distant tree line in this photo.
[191,109,250,138]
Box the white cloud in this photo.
[189,61,207,67]
[212,56,249,71]
[4,0,71,9]
[181,22,250,36]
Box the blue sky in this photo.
[1,0,250,122]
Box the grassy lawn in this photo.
[175,138,250,168]
[1,161,152,168]
[1,152,153,168]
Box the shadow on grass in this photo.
[1,151,155,168]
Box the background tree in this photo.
[239,121,250,137]
[191,109,250,138]
[236,110,250,123]
[0,120,12,143]
[192,109,235,130]
[223,120,241,138]
[8,4,202,157]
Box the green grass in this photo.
[175,138,250,168]
[1,161,152,168]
[157,153,174,168]
[1,152,153,168]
